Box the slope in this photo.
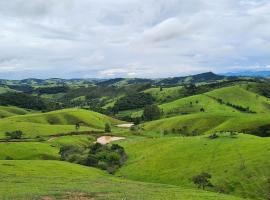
[0,160,244,200]
[117,134,270,199]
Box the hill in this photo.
[155,72,227,86]
[0,106,31,118]
[0,108,122,138]
[117,134,270,199]
[0,160,244,200]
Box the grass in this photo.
[117,134,270,199]
[0,108,123,139]
[0,160,244,200]
[0,106,31,118]
[0,142,59,160]
[144,86,184,103]
[206,85,270,114]
[47,135,95,147]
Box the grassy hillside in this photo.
[0,108,122,139]
[206,85,270,114]
[117,134,270,199]
[47,135,95,147]
[141,112,270,136]
[0,160,244,200]
[0,142,59,160]
[144,86,184,103]
[0,106,31,118]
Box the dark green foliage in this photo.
[75,123,80,130]
[192,172,213,189]
[59,145,83,161]
[0,92,48,110]
[5,130,23,140]
[113,93,154,112]
[59,143,127,174]
[209,133,219,139]
[200,108,205,112]
[104,123,111,133]
[143,104,162,121]
[35,86,69,94]
[245,125,270,137]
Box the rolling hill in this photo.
[0,108,122,139]
[0,106,31,118]
[117,134,270,199]
[0,160,244,200]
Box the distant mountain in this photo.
[223,71,270,77]
[97,78,153,86]
[155,72,226,85]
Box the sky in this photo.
[0,0,270,79]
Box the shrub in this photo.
[192,172,213,190]
[104,123,111,133]
[143,104,162,121]
[5,130,23,140]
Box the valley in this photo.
[1,73,270,199]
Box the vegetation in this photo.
[5,130,23,140]
[143,104,162,121]
[59,143,127,174]
[1,75,270,199]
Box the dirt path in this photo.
[116,123,134,128]
[96,136,125,145]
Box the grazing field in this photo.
[0,142,59,160]
[0,160,244,200]
[0,106,31,118]
[0,108,122,139]
[144,86,184,103]
[117,134,270,199]
[140,112,270,136]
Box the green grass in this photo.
[0,108,123,139]
[0,160,244,200]
[47,135,95,147]
[144,86,184,103]
[141,112,270,136]
[0,142,59,160]
[206,85,270,114]
[0,106,31,118]
[117,134,270,199]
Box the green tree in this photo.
[104,123,111,133]
[192,172,213,189]
[143,104,162,121]
[5,130,23,140]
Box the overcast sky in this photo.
[0,0,270,79]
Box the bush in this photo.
[143,104,162,121]
[192,172,213,189]
[5,130,23,140]
[104,123,111,133]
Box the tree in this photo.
[5,130,23,140]
[75,122,80,130]
[104,123,111,133]
[143,104,162,121]
[192,172,213,189]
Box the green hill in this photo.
[0,108,122,139]
[0,160,244,200]
[117,134,270,199]
[0,106,31,118]
[206,85,270,114]
[144,86,184,103]
[0,142,59,160]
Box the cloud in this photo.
[0,0,269,79]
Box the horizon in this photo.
[0,0,270,79]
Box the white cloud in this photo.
[0,0,269,79]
